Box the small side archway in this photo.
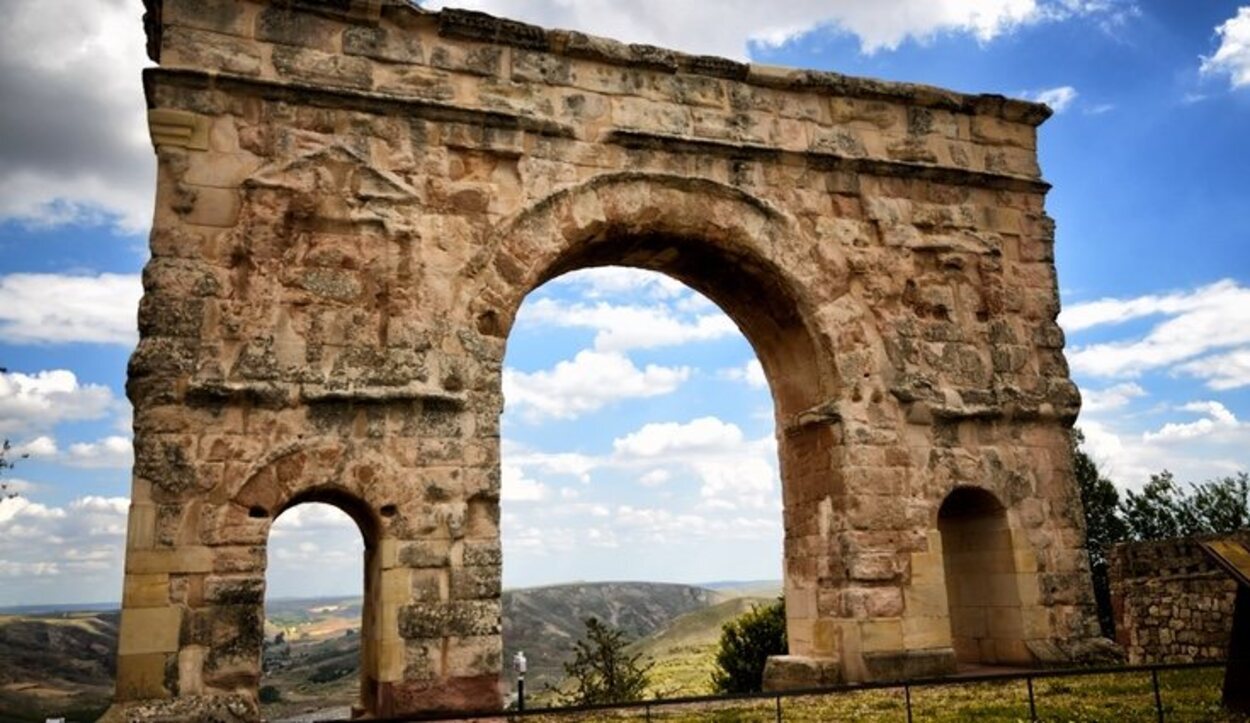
[938,486,1030,666]
[225,444,397,716]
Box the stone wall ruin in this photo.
[107,0,1107,719]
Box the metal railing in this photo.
[356,659,1229,722]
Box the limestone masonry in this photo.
[108,1,1110,719]
[1110,535,1243,664]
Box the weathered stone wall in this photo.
[107,0,1106,719]
[1110,536,1242,664]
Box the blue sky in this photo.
[0,0,1248,605]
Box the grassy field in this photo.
[519,666,1244,722]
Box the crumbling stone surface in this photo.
[1110,535,1243,663]
[114,0,1104,718]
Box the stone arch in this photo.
[937,485,1031,666]
[464,171,852,420]
[202,441,409,717]
[466,172,870,662]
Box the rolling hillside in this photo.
[0,581,764,721]
[503,581,720,695]
[0,612,118,722]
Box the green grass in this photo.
[517,666,1244,722]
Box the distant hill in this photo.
[0,611,118,722]
[631,596,774,697]
[0,581,764,719]
[503,581,719,695]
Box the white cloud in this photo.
[1027,85,1078,112]
[613,505,779,544]
[0,273,142,345]
[1080,382,1146,412]
[424,0,1132,57]
[502,464,550,502]
[0,369,116,435]
[612,417,778,509]
[0,0,154,233]
[551,268,686,301]
[613,416,744,458]
[638,469,671,487]
[12,435,57,458]
[1079,406,1250,491]
[1062,280,1250,378]
[1142,401,1240,443]
[0,495,129,602]
[1178,348,1250,390]
[504,349,690,422]
[64,436,133,469]
[520,298,737,352]
[720,358,768,390]
[1201,7,1250,89]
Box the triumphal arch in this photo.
[108,0,1110,718]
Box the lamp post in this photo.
[513,651,528,711]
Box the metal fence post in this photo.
[645,702,651,722]
[1152,668,1164,723]
[775,694,782,723]
[1027,675,1037,721]
[904,683,913,723]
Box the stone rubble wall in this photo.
[1109,535,1243,663]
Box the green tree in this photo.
[1072,430,1127,637]
[710,599,786,694]
[556,617,652,705]
[1120,470,1250,540]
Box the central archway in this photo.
[465,173,859,668]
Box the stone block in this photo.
[860,619,904,653]
[126,546,214,575]
[123,574,171,608]
[182,186,241,228]
[762,655,842,691]
[271,45,372,88]
[119,606,182,655]
[114,652,172,701]
[398,600,500,639]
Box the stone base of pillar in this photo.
[762,655,843,691]
[97,694,258,723]
[861,647,957,681]
[1026,636,1124,666]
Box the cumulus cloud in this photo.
[1142,401,1240,443]
[12,436,57,458]
[502,464,550,502]
[0,369,116,435]
[1080,382,1146,412]
[519,298,737,353]
[1179,348,1250,391]
[638,469,671,487]
[1079,407,1250,491]
[613,416,745,458]
[423,0,1133,57]
[551,268,686,301]
[0,0,154,233]
[64,436,133,470]
[1062,279,1250,379]
[1201,7,1250,89]
[720,358,768,390]
[612,417,778,509]
[0,495,129,604]
[0,273,142,345]
[504,350,690,422]
[1026,85,1079,112]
